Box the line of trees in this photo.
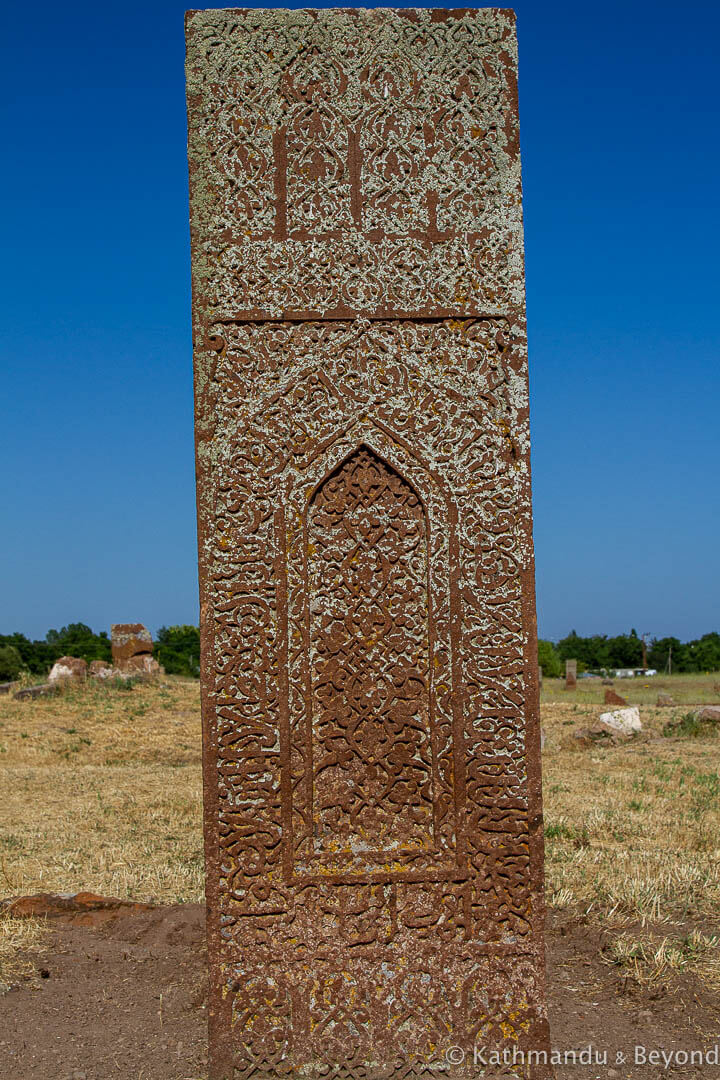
[0,623,202,681]
[0,624,112,679]
[2,623,719,683]
[538,629,720,676]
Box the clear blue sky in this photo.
[1,1,718,643]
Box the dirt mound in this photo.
[0,903,207,1080]
[1,905,718,1079]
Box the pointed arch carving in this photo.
[279,431,464,883]
[307,446,433,856]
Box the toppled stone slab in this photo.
[569,727,618,749]
[13,683,54,700]
[604,688,627,706]
[0,681,18,695]
[598,706,642,735]
[696,706,720,723]
[48,656,88,684]
[1,891,156,927]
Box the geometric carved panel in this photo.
[186,8,551,1079]
[286,439,461,885]
[307,448,434,861]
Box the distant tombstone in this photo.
[186,7,551,1079]
[604,688,627,706]
[111,624,160,676]
[48,656,87,684]
[566,659,578,689]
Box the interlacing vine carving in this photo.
[187,7,550,1078]
[309,448,433,854]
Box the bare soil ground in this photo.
[1,676,719,1078]
[0,904,718,1080]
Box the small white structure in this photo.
[614,669,635,679]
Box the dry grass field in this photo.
[0,677,204,981]
[1,673,719,998]
[541,671,720,706]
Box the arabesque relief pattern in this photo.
[307,448,434,860]
[187,8,549,1079]
[186,6,523,318]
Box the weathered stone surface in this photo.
[696,706,720,723]
[111,623,154,666]
[13,683,54,700]
[48,656,88,684]
[121,654,162,677]
[569,726,619,749]
[656,693,675,707]
[0,681,18,695]
[187,8,550,1079]
[1,891,155,927]
[88,660,113,677]
[598,707,642,735]
[565,659,577,689]
[604,688,627,706]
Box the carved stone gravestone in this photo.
[186,8,551,1079]
[565,660,577,689]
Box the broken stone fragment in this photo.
[13,683,54,700]
[48,656,87,684]
[0,891,155,926]
[120,654,162,676]
[88,660,113,677]
[111,623,154,665]
[597,706,642,735]
[695,706,720,723]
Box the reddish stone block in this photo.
[88,660,112,677]
[111,623,154,667]
[48,656,87,684]
[186,8,551,1078]
[565,660,578,689]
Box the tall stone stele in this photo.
[565,659,577,690]
[186,8,551,1079]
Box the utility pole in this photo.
[667,643,672,676]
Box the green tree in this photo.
[0,632,39,673]
[537,639,562,678]
[45,623,112,664]
[647,636,685,673]
[556,631,602,669]
[155,625,201,677]
[0,644,23,681]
